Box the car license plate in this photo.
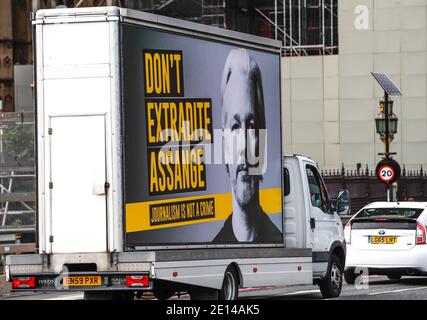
[63,276,102,287]
[369,236,397,244]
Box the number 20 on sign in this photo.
[379,165,394,183]
[375,159,401,184]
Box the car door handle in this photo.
[310,218,316,229]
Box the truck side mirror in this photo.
[336,190,350,216]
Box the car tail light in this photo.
[416,223,426,245]
[126,275,149,287]
[12,277,36,289]
[344,221,352,244]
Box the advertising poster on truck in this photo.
[122,23,283,246]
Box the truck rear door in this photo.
[48,114,108,253]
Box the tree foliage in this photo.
[2,125,35,165]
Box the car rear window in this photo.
[355,207,424,219]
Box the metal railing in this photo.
[322,164,427,216]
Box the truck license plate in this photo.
[369,236,397,244]
[63,276,102,287]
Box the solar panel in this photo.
[372,72,402,95]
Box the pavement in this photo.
[3,275,427,300]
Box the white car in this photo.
[344,201,427,284]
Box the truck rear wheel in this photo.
[218,267,239,300]
[319,254,343,299]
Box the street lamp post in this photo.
[372,72,402,202]
[375,97,399,152]
[375,96,399,201]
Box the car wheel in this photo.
[319,254,343,299]
[387,274,402,281]
[218,267,239,300]
[344,269,357,285]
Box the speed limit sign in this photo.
[378,165,395,183]
[376,159,401,184]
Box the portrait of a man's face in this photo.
[213,48,282,243]
[223,75,258,207]
[221,48,266,209]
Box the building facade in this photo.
[283,0,427,171]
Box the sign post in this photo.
[372,73,402,201]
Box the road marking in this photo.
[44,293,83,300]
[281,289,320,296]
[368,286,427,296]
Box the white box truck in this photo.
[5,7,348,300]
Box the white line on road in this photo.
[368,286,427,296]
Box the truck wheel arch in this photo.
[228,263,243,288]
[329,241,346,268]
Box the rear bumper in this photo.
[6,253,154,292]
[9,272,152,292]
[345,244,427,273]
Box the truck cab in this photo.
[284,155,347,297]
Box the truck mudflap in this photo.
[10,272,152,291]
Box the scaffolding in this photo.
[202,0,226,29]
[0,167,35,227]
[0,112,35,229]
[256,0,338,56]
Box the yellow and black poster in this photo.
[123,24,283,246]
